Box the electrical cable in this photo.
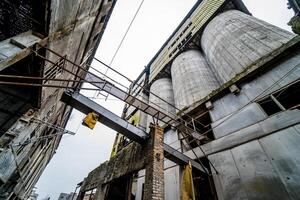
[96,0,145,98]
[29,45,299,172]
[105,0,145,74]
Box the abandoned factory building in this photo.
[0,0,116,199]
[1,0,300,200]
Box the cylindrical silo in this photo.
[201,10,295,84]
[171,50,220,111]
[147,78,176,131]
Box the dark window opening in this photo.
[141,183,145,200]
[100,15,106,23]
[274,81,300,110]
[258,81,300,116]
[192,158,218,200]
[0,0,48,41]
[258,97,282,116]
[0,54,42,136]
[106,175,132,200]
[179,110,214,151]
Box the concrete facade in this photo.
[57,192,77,200]
[76,1,300,200]
[0,0,116,199]
[171,50,220,111]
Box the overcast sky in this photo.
[35,0,294,199]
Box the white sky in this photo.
[35,0,294,199]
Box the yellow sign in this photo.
[82,112,98,129]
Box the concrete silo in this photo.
[201,10,295,84]
[146,78,176,130]
[171,50,220,111]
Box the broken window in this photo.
[178,110,214,151]
[258,81,300,116]
[83,188,97,200]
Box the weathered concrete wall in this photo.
[171,50,220,111]
[201,10,295,84]
[208,48,300,138]
[209,125,300,200]
[80,142,146,193]
[0,0,116,198]
[147,78,176,131]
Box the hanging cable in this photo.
[106,0,145,72]
[95,0,145,98]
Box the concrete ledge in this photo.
[184,109,300,159]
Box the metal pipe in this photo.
[0,74,109,84]
[0,81,101,91]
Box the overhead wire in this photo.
[13,46,300,144]
[104,0,145,75]
[95,0,145,98]
[25,44,299,173]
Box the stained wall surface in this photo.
[209,125,300,200]
[171,50,220,111]
[147,78,176,131]
[209,49,300,138]
[201,10,295,84]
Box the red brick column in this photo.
[143,123,164,200]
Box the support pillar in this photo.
[94,184,109,200]
[143,123,164,200]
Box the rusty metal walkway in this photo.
[61,91,206,174]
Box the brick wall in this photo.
[144,123,164,200]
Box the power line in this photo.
[106,0,145,70]
[33,45,299,159]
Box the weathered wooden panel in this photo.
[259,128,300,199]
[209,150,248,200]
[231,140,289,199]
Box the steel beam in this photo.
[61,91,206,173]
[61,91,148,144]
[163,143,205,174]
